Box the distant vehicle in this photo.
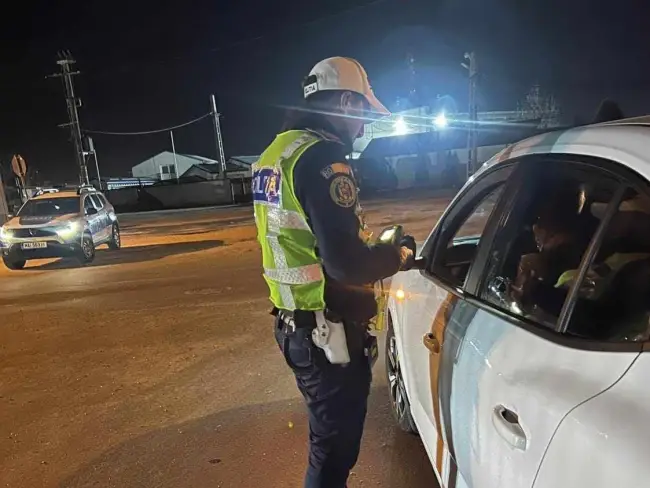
[385,116,650,488]
[0,186,120,269]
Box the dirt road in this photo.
[0,195,451,488]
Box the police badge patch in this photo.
[329,175,357,208]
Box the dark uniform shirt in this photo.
[291,115,401,322]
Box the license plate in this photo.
[21,242,47,250]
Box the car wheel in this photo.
[386,314,418,434]
[108,223,121,250]
[77,232,95,264]
[2,257,26,270]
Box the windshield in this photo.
[18,197,80,217]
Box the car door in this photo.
[436,155,642,488]
[392,162,516,487]
[89,194,110,242]
[83,195,102,243]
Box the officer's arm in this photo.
[294,142,402,285]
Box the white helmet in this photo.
[303,57,390,117]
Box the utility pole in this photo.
[169,131,180,183]
[83,136,101,188]
[47,51,89,186]
[210,94,227,178]
[462,51,479,180]
[0,173,10,224]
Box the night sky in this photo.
[2,0,648,182]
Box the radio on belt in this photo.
[311,311,351,365]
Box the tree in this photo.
[593,99,625,123]
[517,84,561,128]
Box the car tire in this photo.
[386,313,418,434]
[77,232,95,264]
[108,223,121,250]
[2,257,26,270]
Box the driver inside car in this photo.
[509,187,596,319]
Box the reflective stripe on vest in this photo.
[263,263,323,285]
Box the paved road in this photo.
[0,200,447,488]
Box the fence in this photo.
[105,178,252,212]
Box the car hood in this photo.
[4,213,80,229]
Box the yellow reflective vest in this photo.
[252,130,326,311]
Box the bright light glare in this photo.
[56,221,79,238]
[433,112,448,128]
[393,117,408,136]
[395,289,406,301]
[0,226,13,241]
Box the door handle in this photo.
[423,333,440,354]
[492,405,527,451]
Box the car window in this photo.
[83,196,95,213]
[479,159,620,331]
[452,187,503,241]
[90,195,103,209]
[563,190,650,342]
[18,197,80,216]
[428,166,512,288]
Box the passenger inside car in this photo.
[508,185,597,321]
[556,193,650,341]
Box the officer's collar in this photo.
[290,115,353,153]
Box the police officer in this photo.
[252,57,416,488]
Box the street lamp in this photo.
[393,116,408,136]
[433,112,448,129]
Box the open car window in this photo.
[451,187,503,242]
[426,164,515,289]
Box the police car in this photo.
[0,185,120,269]
[385,116,650,488]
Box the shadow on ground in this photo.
[25,240,225,271]
[59,387,437,488]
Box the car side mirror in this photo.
[86,207,98,216]
[413,256,427,270]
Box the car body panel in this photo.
[533,351,647,488]
[1,188,117,261]
[386,118,650,488]
[481,124,650,181]
[388,270,640,488]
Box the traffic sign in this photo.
[11,154,26,178]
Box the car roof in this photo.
[483,116,650,181]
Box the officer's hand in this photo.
[400,235,416,254]
[399,246,415,271]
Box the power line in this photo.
[85,111,212,136]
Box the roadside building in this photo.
[356,107,565,191]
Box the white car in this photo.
[385,116,650,488]
[0,186,120,269]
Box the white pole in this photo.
[170,130,179,182]
[88,137,101,189]
[93,152,101,188]
[210,94,227,178]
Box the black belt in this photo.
[273,308,362,331]
[274,309,316,332]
